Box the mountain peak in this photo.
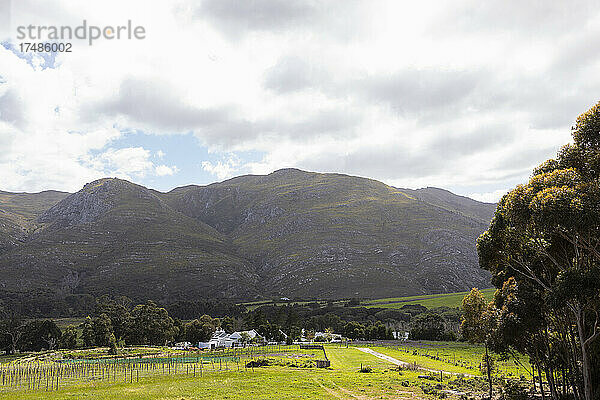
[38,177,159,228]
[268,168,310,176]
[82,177,135,192]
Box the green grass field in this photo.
[360,288,496,309]
[240,288,496,311]
[0,346,419,399]
[0,365,427,400]
[365,342,529,378]
[0,344,504,399]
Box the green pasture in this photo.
[0,344,502,399]
[361,288,496,309]
[241,288,496,311]
[365,341,530,378]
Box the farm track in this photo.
[356,348,476,377]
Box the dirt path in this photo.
[312,378,368,400]
[356,347,476,377]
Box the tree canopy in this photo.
[478,101,600,400]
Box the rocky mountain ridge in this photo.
[0,169,496,302]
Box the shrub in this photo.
[246,358,270,368]
[108,333,118,355]
[399,362,420,371]
[420,384,438,395]
[500,380,528,400]
[274,358,316,368]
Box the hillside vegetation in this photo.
[0,169,495,305]
[0,190,68,250]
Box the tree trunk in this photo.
[568,324,583,400]
[580,340,593,400]
[538,364,546,400]
[10,333,18,354]
[574,305,594,400]
[545,366,559,400]
[562,368,567,398]
[532,364,537,394]
[486,344,492,399]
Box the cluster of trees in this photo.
[248,317,394,342]
[0,292,96,318]
[1,281,466,353]
[0,318,63,353]
[0,293,248,321]
[467,102,600,400]
[244,301,460,341]
[0,298,220,353]
[341,321,393,340]
[79,298,219,349]
[0,276,463,349]
[409,311,458,341]
[166,300,245,320]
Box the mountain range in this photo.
[0,169,496,303]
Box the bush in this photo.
[359,365,373,373]
[60,326,78,349]
[275,358,316,368]
[500,380,528,400]
[420,383,438,395]
[108,333,118,355]
[479,353,496,375]
[399,362,420,371]
[244,356,317,369]
[246,358,270,368]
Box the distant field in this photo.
[241,288,496,311]
[360,288,496,309]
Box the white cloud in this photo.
[469,189,510,203]
[97,147,154,178]
[155,164,178,176]
[201,156,241,180]
[0,0,598,197]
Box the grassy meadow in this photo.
[368,342,529,377]
[0,343,525,400]
[240,288,496,311]
[360,288,496,309]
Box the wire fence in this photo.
[0,344,303,393]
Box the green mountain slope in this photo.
[405,187,495,224]
[0,179,257,302]
[0,190,68,249]
[0,169,495,303]
[164,169,495,298]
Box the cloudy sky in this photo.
[0,0,599,201]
